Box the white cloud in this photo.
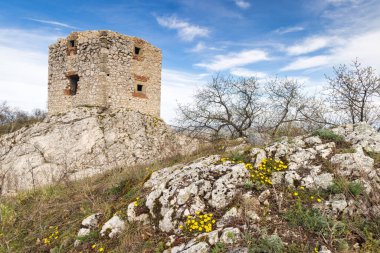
[0,29,60,112]
[281,55,330,71]
[190,42,206,52]
[156,16,209,41]
[195,49,269,71]
[281,27,380,72]
[325,0,361,5]
[286,36,341,56]
[331,29,380,71]
[230,68,268,79]
[161,69,208,123]
[274,26,304,34]
[26,18,77,29]
[234,0,250,9]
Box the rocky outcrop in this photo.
[0,107,199,195]
[121,122,380,252]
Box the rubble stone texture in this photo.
[48,30,161,117]
[0,107,198,195]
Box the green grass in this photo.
[211,242,226,253]
[365,151,380,165]
[284,199,347,238]
[249,234,285,253]
[328,178,364,197]
[312,129,344,142]
[0,143,226,253]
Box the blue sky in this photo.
[1,0,380,123]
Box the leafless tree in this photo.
[265,78,331,136]
[0,101,47,136]
[176,75,262,138]
[326,59,380,125]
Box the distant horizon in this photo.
[1,0,380,123]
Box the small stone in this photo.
[207,230,219,245]
[181,242,210,253]
[258,189,270,203]
[245,210,260,222]
[100,215,125,238]
[330,194,347,212]
[319,245,332,253]
[220,227,241,244]
[229,247,249,253]
[81,213,102,229]
[304,136,322,145]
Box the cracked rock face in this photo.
[137,155,250,234]
[332,122,380,153]
[0,107,199,195]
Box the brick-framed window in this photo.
[132,83,147,98]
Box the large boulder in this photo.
[0,107,199,195]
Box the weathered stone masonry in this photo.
[48,30,162,117]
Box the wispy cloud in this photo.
[234,0,250,9]
[274,26,304,34]
[281,23,380,72]
[156,16,209,41]
[285,36,341,56]
[230,68,268,79]
[281,55,330,71]
[190,42,206,52]
[325,0,361,5]
[26,18,77,29]
[189,42,221,53]
[195,49,269,71]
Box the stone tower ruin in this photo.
[47,30,162,116]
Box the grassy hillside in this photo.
[0,143,225,253]
[1,139,380,253]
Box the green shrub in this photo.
[211,242,226,253]
[76,231,99,243]
[227,150,251,163]
[250,234,285,253]
[329,178,347,194]
[328,178,363,197]
[312,129,344,142]
[348,181,363,196]
[335,239,349,252]
[284,199,346,238]
[108,179,127,196]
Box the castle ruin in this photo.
[47,30,162,116]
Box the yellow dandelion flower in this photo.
[293,192,299,197]
[317,198,322,203]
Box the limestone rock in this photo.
[331,152,374,177]
[74,212,102,246]
[330,194,347,212]
[100,215,125,238]
[332,122,380,153]
[251,148,266,167]
[319,246,332,253]
[81,213,102,229]
[220,227,241,244]
[0,107,199,195]
[180,242,209,253]
[127,202,150,225]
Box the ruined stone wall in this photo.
[48,30,161,117]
